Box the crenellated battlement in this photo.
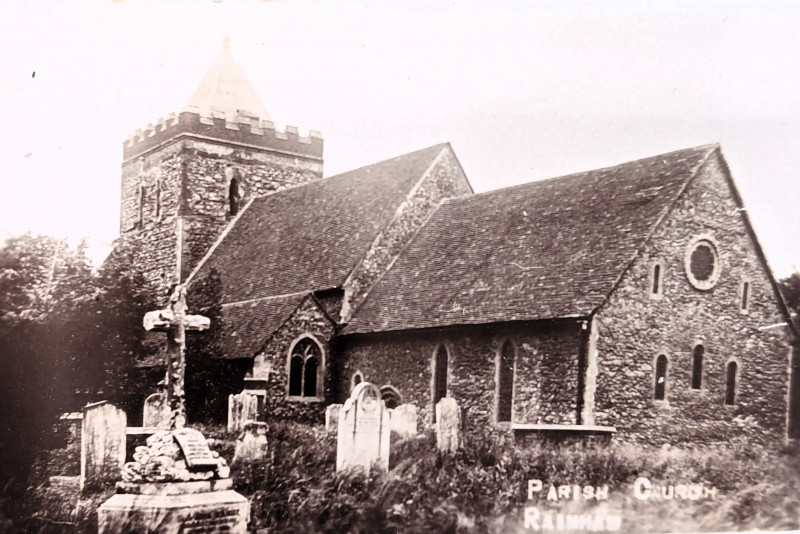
[123,109,323,162]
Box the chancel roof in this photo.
[345,145,718,334]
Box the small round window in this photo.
[684,236,720,290]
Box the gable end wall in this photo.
[341,147,473,322]
[593,150,791,446]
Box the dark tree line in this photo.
[0,235,156,489]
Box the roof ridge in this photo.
[243,143,452,208]
[221,290,310,307]
[445,144,719,206]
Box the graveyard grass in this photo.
[21,422,800,533]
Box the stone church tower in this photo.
[119,39,323,298]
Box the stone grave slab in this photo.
[143,392,171,429]
[390,403,418,438]
[227,391,259,433]
[336,382,390,473]
[80,401,127,489]
[233,421,269,464]
[436,397,462,453]
[325,403,343,433]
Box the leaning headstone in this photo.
[143,391,171,429]
[80,401,127,489]
[336,382,391,473]
[227,391,259,432]
[233,421,269,463]
[390,403,418,438]
[435,397,462,453]
[325,403,343,433]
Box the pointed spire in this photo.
[184,38,271,122]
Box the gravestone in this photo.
[336,382,391,473]
[390,403,418,438]
[435,397,462,453]
[325,403,343,433]
[80,401,127,489]
[143,391,170,429]
[227,391,259,432]
[233,421,269,463]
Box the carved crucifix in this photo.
[143,284,210,429]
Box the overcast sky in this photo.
[1,1,798,277]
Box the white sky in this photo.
[1,0,798,276]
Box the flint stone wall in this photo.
[337,321,582,428]
[120,137,322,298]
[250,297,336,423]
[341,147,472,321]
[593,150,792,446]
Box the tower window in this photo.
[691,345,704,390]
[725,361,738,406]
[432,345,448,421]
[650,261,664,299]
[155,179,162,219]
[138,185,146,226]
[287,336,323,399]
[654,354,668,401]
[740,281,751,313]
[497,340,515,423]
[229,177,240,216]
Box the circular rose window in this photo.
[684,235,721,290]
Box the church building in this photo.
[121,42,800,445]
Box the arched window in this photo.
[691,345,704,390]
[351,371,363,392]
[654,354,668,401]
[287,336,323,399]
[432,345,448,420]
[725,361,738,406]
[229,176,240,216]
[497,340,515,423]
[380,385,402,409]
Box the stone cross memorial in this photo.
[336,382,391,473]
[143,284,210,429]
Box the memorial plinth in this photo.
[98,428,248,533]
[98,479,249,534]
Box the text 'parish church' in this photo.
[121,41,800,445]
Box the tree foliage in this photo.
[779,271,800,329]
[0,234,155,487]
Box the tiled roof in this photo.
[345,145,717,334]
[218,293,307,359]
[191,143,449,304]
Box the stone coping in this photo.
[116,478,233,496]
[512,423,617,434]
